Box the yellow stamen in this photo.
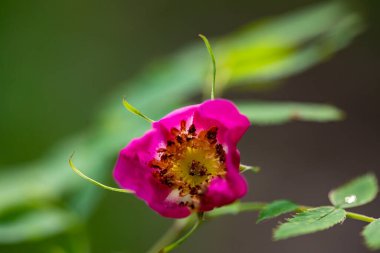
[150,121,226,209]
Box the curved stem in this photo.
[122,97,154,123]
[199,34,216,100]
[69,155,133,194]
[147,216,196,253]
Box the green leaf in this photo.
[207,202,265,218]
[236,101,343,125]
[328,173,378,208]
[274,206,346,240]
[257,200,298,223]
[239,164,261,174]
[217,1,364,87]
[362,219,380,250]
[0,207,79,244]
[50,232,90,253]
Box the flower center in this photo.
[150,120,226,209]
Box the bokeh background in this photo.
[0,0,379,252]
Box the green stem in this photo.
[198,34,216,100]
[297,205,375,223]
[160,216,202,253]
[147,216,195,253]
[69,155,133,194]
[346,211,376,223]
[122,97,154,123]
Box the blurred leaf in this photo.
[207,202,265,218]
[362,219,380,250]
[328,173,378,208]
[217,1,364,87]
[257,200,298,223]
[274,206,346,240]
[236,100,343,125]
[239,164,261,174]
[0,207,79,244]
[46,228,90,253]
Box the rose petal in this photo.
[153,104,199,138]
[193,99,251,145]
[114,129,161,193]
[146,177,191,218]
[200,172,248,212]
[113,128,191,218]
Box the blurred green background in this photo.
[0,0,379,252]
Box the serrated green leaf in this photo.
[257,200,298,223]
[362,219,380,250]
[329,173,378,208]
[236,101,343,125]
[274,206,346,240]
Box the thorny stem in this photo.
[149,202,377,252]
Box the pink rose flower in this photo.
[113,99,250,218]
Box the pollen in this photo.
[150,120,226,209]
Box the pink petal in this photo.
[199,173,248,212]
[113,128,161,194]
[199,141,248,211]
[193,99,251,145]
[113,128,190,218]
[153,104,199,138]
[146,177,191,218]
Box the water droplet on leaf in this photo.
[344,195,357,204]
